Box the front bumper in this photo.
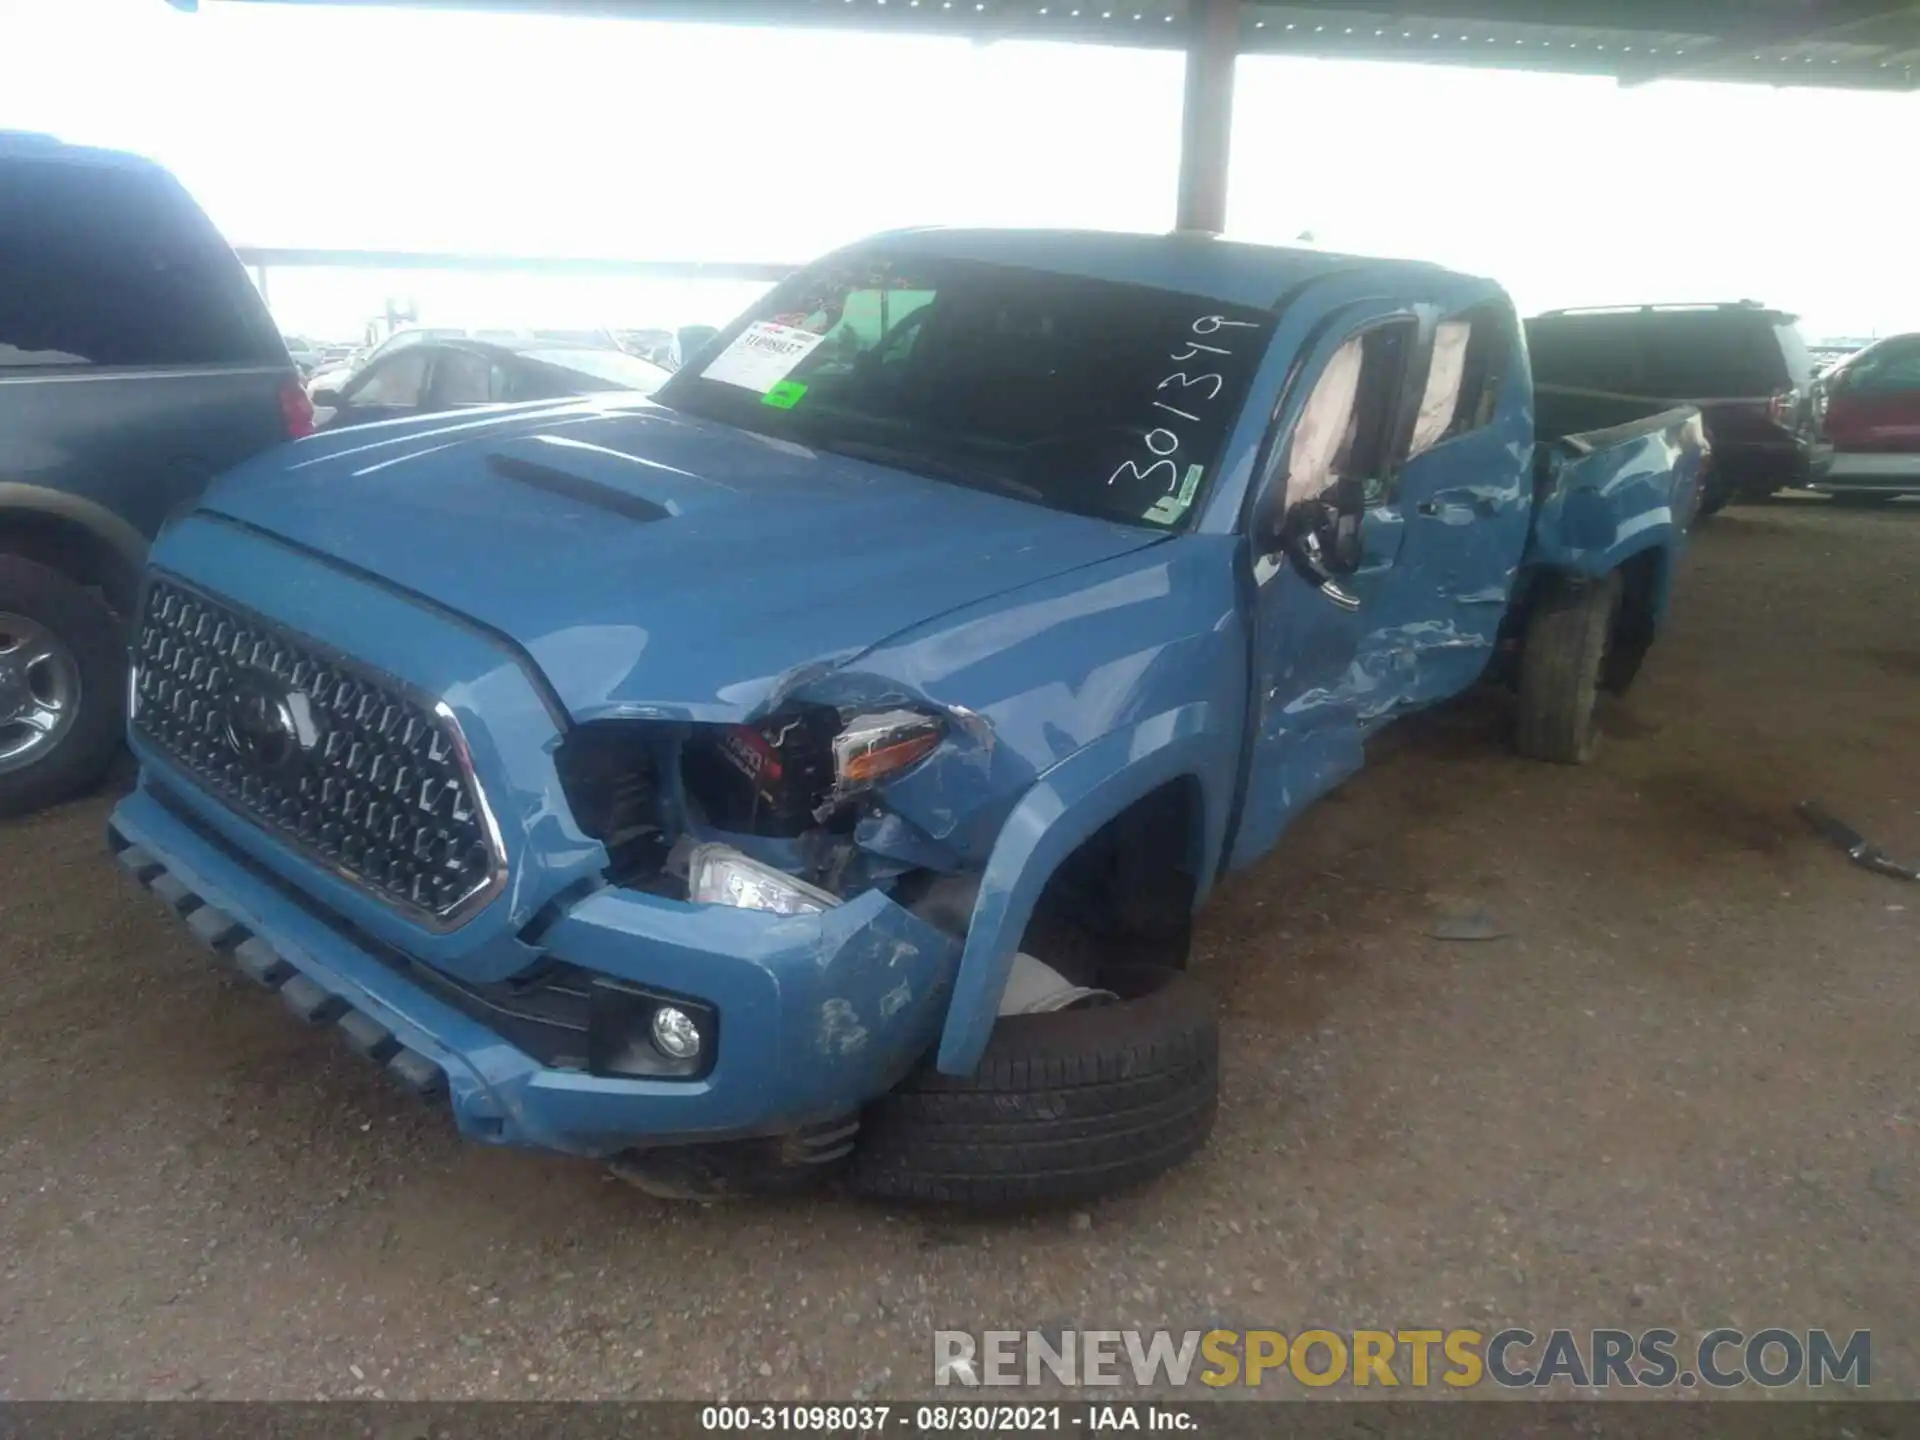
[108,781,962,1159]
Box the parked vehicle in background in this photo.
[668,324,720,371]
[310,328,633,399]
[1524,302,1816,514]
[1809,333,1920,502]
[0,132,308,816]
[309,337,669,430]
[111,228,1705,1206]
[282,334,325,376]
[304,325,465,395]
[619,328,676,365]
[1809,338,1873,376]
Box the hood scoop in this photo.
[485,451,673,525]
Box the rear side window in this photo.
[1525,314,1643,394]
[429,348,500,406]
[0,156,285,370]
[1639,314,1787,398]
[1528,311,1799,400]
[1409,303,1514,456]
[349,350,431,406]
[1772,321,1814,387]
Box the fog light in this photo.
[650,1005,703,1061]
[588,979,716,1079]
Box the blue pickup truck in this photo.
[107,230,1706,1206]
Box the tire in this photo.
[0,556,126,817]
[847,965,1218,1208]
[1514,570,1621,766]
[1704,470,1735,522]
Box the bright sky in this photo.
[2,0,1912,341]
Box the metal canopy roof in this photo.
[201,0,1920,90]
[180,0,1918,263]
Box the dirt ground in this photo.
[2,500,1917,1401]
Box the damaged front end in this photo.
[554,699,965,909]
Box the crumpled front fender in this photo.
[933,701,1233,1075]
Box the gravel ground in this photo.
[2,500,1917,1401]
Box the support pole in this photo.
[1175,0,1242,234]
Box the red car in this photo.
[1811,333,1920,502]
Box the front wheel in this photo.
[0,556,126,817]
[847,964,1218,1208]
[1514,571,1621,766]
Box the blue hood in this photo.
[202,400,1167,720]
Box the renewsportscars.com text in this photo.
[933,1328,1870,1391]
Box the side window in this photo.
[1409,304,1514,456]
[429,349,495,407]
[501,364,567,403]
[1851,343,1920,392]
[346,349,431,407]
[1284,319,1415,510]
[0,158,283,369]
[1526,315,1645,395]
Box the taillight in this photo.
[1768,387,1800,427]
[279,378,316,439]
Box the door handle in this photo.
[1418,492,1498,520]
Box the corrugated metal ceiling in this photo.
[203,0,1920,90]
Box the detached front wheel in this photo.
[1514,570,1621,766]
[0,557,125,817]
[848,964,1218,1208]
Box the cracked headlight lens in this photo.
[687,843,841,916]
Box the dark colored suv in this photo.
[1,132,310,815]
[1524,302,1817,515]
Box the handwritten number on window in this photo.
[1109,316,1257,504]
[1108,457,1181,492]
[1192,315,1261,335]
[1159,371,1224,399]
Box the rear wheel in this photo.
[847,964,1218,1208]
[1515,570,1621,766]
[0,557,125,817]
[1693,459,1739,518]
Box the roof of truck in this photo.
[0,131,167,172]
[844,227,1485,313]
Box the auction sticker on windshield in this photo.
[700,321,826,393]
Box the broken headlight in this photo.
[687,842,841,916]
[681,706,841,837]
[830,709,945,796]
[680,705,946,836]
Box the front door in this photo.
[1358,302,1534,713]
[1230,303,1421,869]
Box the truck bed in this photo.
[1525,383,1709,593]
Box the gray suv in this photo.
[1,132,308,815]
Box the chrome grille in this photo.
[131,576,503,927]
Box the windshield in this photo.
[526,347,670,393]
[653,253,1276,530]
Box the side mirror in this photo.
[309,385,344,408]
[1256,476,1366,610]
